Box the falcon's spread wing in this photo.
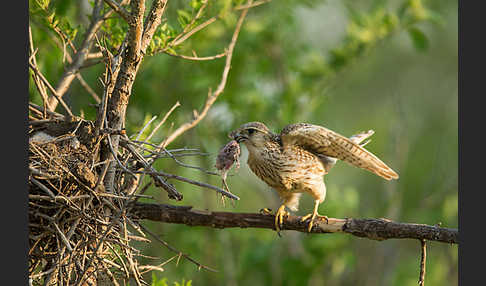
[279,123,399,180]
[317,130,375,173]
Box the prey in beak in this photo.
[228,130,248,143]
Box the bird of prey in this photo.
[229,122,399,233]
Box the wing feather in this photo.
[280,123,399,180]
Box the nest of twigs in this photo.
[28,102,238,285]
[28,105,152,286]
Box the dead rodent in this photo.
[215,140,241,206]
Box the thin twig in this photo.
[163,51,227,61]
[43,24,102,105]
[160,147,219,175]
[105,119,137,178]
[138,223,218,272]
[76,73,101,103]
[103,0,131,21]
[28,61,74,117]
[171,17,218,47]
[418,239,427,286]
[162,0,210,49]
[46,0,122,111]
[160,1,252,148]
[129,140,201,153]
[29,103,65,119]
[134,115,158,141]
[119,138,183,201]
[138,169,239,200]
[52,222,74,253]
[29,25,49,118]
[30,177,56,199]
[235,0,272,10]
[145,101,181,142]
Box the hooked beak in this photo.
[228,130,247,143]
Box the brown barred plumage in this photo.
[229,122,398,233]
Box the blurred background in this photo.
[30,0,457,285]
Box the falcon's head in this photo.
[229,122,275,148]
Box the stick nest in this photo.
[28,102,239,284]
[28,116,147,286]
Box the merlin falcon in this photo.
[229,122,399,233]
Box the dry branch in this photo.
[138,224,218,272]
[119,138,183,200]
[130,202,458,244]
[103,0,131,22]
[29,61,74,117]
[47,0,119,111]
[164,51,227,61]
[419,239,427,286]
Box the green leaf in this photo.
[177,10,192,28]
[408,27,429,51]
[150,273,169,286]
[46,12,56,24]
[190,0,203,10]
[35,0,50,10]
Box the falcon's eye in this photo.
[248,128,256,135]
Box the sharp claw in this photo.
[260,208,273,215]
[307,220,314,232]
[300,214,312,222]
[301,200,328,232]
[274,205,288,236]
[301,213,328,232]
[274,212,280,233]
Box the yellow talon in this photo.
[301,200,328,232]
[259,208,273,215]
[274,205,289,235]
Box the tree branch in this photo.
[102,0,147,193]
[47,0,112,111]
[141,0,168,53]
[418,239,427,285]
[103,0,131,22]
[130,202,458,244]
[158,1,252,149]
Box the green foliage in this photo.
[329,8,399,70]
[190,0,205,10]
[100,16,129,52]
[30,0,79,42]
[177,9,193,29]
[151,273,192,286]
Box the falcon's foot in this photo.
[274,205,289,235]
[300,213,328,232]
[300,200,328,232]
[259,208,273,215]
